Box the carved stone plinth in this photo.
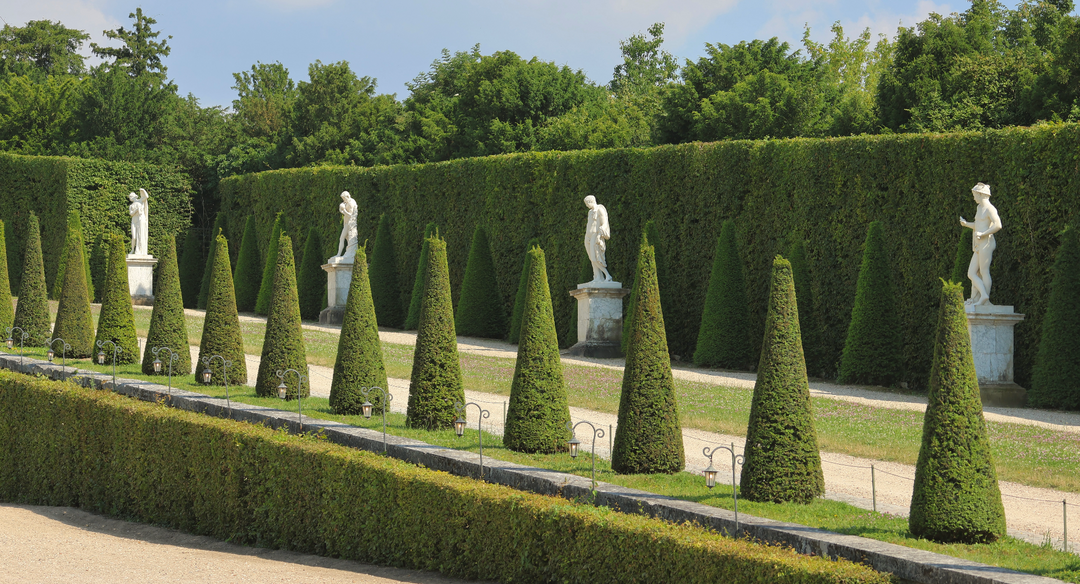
[319,261,353,325]
[126,254,157,305]
[966,304,1026,408]
[566,282,629,359]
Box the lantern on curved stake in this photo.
[152,346,179,401]
[277,368,308,431]
[95,340,121,387]
[567,420,605,491]
[6,327,27,365]
[702,442,745,536]
[200,355,233,418]
[360,386,393,453]
[46,338,71,375]
[454,401,490,478]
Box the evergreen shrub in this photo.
[141,236,191,375]
[504,246,571,453]
[178,227,203,309]
[611,241,684,474]
[1030,226,1080,409]
[455,225,507,338]
[787,237,824,377]
[370,214,404,328]
[0,221,12,333]
[950,229,974,301]
[232,216,262,312]
[12,213,51,346]
[255,234,309,399]
[50,213,94,357]
[89,231,112,303]
[330,243,389,414]
[693,220,752,369]
[196,234,247,385]
[508,238,540,344]
[297,227,326,321]
[254,212,284,316]
[623,221,669,354]
[93,234,138,364]
[51,212,94,303]
[909,281,1006,543]
[406,236,464,430]
[403,222,437,330]
[837,221,903,386]
[740,256,824,504]
[198,213,228,310]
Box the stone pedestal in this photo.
[566,281,629,358]
[126,254,157,305]
[319,260,353,325]
[966,304,1027,408]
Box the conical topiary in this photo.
[693,220,752,369]
[50,213,94,358]
[406,236,465,430]
[369,214,404,328]
[297,227,326,321]
[254,212,284,316]
[909,280,1006,543]
[51,212,94,303]
[198,213,228,310]
[255,234,309,398]
[837,221,903,386]
[93,234,139,364]
[623,221,669,354]
[950,229,974,301]
[611,241,684,475]
[739,256,824,504]
[0,220,13,334]
[508,238,540,344]
[141,235,191,375]
[455,224,507,338]
[403,222,437,330]
[787,236,824,377]
[504,246,571,453]
[330,243,389,415]
[13,213,51,347]
[196,234,247,385]
[89,231,112,303]
[232,215,262,313]
[564,257,593,347]
[1030,226,1080,410]
[178,227,204,309]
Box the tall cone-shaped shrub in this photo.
[406,236,465,429]
[141,236,191,375]
[455,225,507,338]
[370,214,404,328]
[404,222,437,330]
[0,221,13,334]
[950,229,974,301]
[50,214,94,358]
[564,257,593,347]
[787,237,824,377]
[611,242,684,474]
[12,213,50,346]
[623,221,669,354]
[693,220,752,369]
[178,227,203,308]
[94,234,138,364]
[89,232,111,303]
[1031,226,1080,409]
[232,216,262,312]
[196,234,247,385]
[909,280,1006,543]
[330,243,389,414]
[508,238,540,344]
[504,246,571,453]
[51,212,94,303]
[256,234,309,398]
[297,227,326,321]
[740,256,824,503]
[838,221,903,386]
[198,213,228,310]
[254,212,284,316]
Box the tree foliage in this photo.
[0,20,89,78]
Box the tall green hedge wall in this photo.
[0,153,193,296]
[219,125,1080,389]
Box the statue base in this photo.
[320,260,354,325]
[126,255,157,305]
[966,304,1025,405]
[566,284,629,358]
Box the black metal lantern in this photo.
[153,358,162,373]
[5,337,12,350]
[454,416,466,437]
[97,350,105,365]
[568,435,581,458]
[277,380,287,400]
[202,368,212,384]
[362,401,373,419]
[47,349,54,362]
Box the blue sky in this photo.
[3,0,963,109]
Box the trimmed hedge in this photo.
[50,212,94,358]
[0,371,891,584]
[141,235,191,375]
[12,213,51,347]
[508,237,541,344]
[198,213,228,310]
[740,256,824,504]
[220,126,1080,389]
[950,229,974,301]
[455,224,507,338]
[0,221,12,334]
[787,237,824,378]
[404,222,437,330]
[51,212,94,303]
[93,234,138,365]
[178,227,204,309]
[254,212,284,316]
[329,243,389,415]
[909,281,1006,543]
[694,220,752,369]
[504,246,571,453]
[1030,226,1080,409]
[88,231,113,304]
[369,214,404,328]
[0,153,192,297]
[623,221,669,355]
[196,234,246,385]
[255,234,309,399]
[297,226,326,321]
[232,215,262,313]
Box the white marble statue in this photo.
[128,188,149,256]
[959,182,1002,306]
[584,195,613,283]
[334,191,359,262]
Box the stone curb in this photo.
[0,353,1064,584]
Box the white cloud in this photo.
[755,0,956,50]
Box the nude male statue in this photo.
[959,182,1002,306]
[128,188,149,256]
[584,195,612,283]
[335,191,359,261]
